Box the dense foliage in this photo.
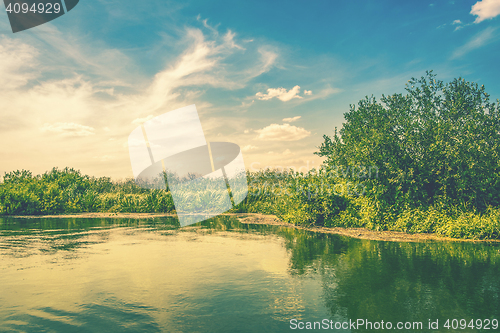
[236,168,500,240]
[235,168,349,226]
[311,71,500,236]
[0,168,174,215]
[317,71,500,212]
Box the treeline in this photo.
[239,168,500,240]
[1,166,499,239]
[0,168,175,215]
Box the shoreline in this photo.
[236,214,500,243]
[3,212,499,243]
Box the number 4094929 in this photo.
[5,2,62,14]
[443,318,498,330]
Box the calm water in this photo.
[0,216,499,332]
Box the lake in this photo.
[0,216,499,332]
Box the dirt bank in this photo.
[236,214,500,243]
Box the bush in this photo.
[316,71,500,213]
[0,168,175,215]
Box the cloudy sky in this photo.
[1,0,500,179]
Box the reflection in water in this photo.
[0,216,499,332]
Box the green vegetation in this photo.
[0,168,175,215]
[1,72,499,240]
[315,71,500,239]
[238,71,500,239]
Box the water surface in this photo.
[1,216,499,332]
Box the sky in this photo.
[1,0,500,180]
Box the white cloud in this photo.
[304,90,312,95]
[197,15,219,35]
[451,27,497,58]
[295,86,341,103]
[21,25,136,86]
[241,100,254,108]
[0,37,39,90]
[141,28,278,113]
[452,18,465,32]
[282,149,294,156]
[256,85,302,102]
[40,122,95,137]
[255,123,311,141]
[132,115,154,125]
[471,0,500,23]
[242,145,258,152]
[283,116,301,123]
[244,129,250,134]
[257,48,278,74]
[223,30,245,50]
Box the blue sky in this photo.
[1,0,499,179]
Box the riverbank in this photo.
[236,214,500,243]
[5,212,499,243]
[3,168,499,241]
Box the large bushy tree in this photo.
[316,71,500,212]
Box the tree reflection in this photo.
[268,223,500,329]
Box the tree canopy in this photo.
[316,71,500,212]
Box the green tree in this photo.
[316,71,500,213]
